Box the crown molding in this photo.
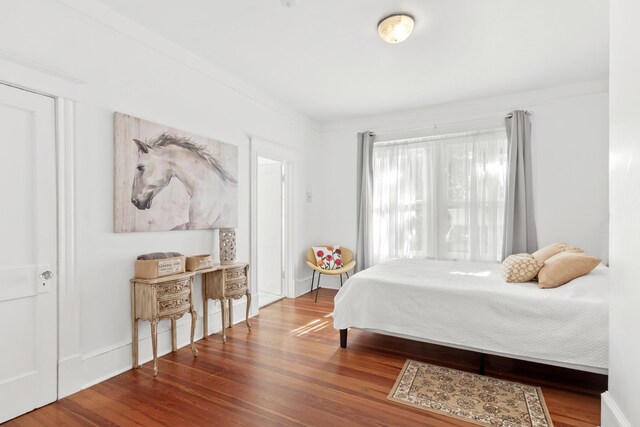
[52,0,320,132]
[321,79,609,134]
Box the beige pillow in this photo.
[502,253,544,283]
[532,242,583,262]
[537,252,601,289]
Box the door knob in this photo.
[40,271,53,280]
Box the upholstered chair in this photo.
[306,247,356,302]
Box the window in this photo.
[372,128,508,264]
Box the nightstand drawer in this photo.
[225,278,247,296]
[157,294,191,317]
[225,267,246,281]
[155,278,191,298]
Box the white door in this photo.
[0,84,58,422]
[256,157,284,307]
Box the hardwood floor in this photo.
[10,289,602,426]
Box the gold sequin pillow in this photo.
[502,253,544,283]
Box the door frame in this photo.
[255,156,285,302]
[250,137,298,315]
[0,53,81,398]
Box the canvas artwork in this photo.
[114,112,238,232]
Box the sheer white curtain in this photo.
[372,128,508,264]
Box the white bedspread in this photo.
[333,258,609,372]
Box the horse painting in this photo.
[114,113,238,232]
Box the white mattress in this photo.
[333,258,609,373]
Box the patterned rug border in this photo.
[387,359,554,427]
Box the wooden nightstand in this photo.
[200,263,251,342]
[131,271,198,376]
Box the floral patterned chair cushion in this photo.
[312,245,344,270]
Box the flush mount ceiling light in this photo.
[378,14,415,44]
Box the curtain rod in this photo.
[375,127,508,147]
[505,111,533,119]
[371,123,437,136]
[371,111,533,136]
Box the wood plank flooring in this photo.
[9,289,602,426]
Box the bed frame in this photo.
[339,329,348,348]
[338,327,607,394]
[340,328,489,374]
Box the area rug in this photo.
[388,360,553,427]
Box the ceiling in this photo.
[96,0,609,124]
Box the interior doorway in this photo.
[250,136,297,315]
[256,156,285,307]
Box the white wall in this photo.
[603,0,640,425]
[0,0,319,395]
[257,162,283,296]
[314,81,609,289]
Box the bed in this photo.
[332,258,609,374]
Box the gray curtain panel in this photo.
[502,110,538,259]
[356,131,374,272]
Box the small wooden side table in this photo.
[200,263,251,342]
[131,271,198,376]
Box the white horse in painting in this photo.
[131,133,237,230]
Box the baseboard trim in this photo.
[58,353,83,398]
[601,391,631,427]
[77,302,248,391]
[294,277,312,297]
[295,275,344,297]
